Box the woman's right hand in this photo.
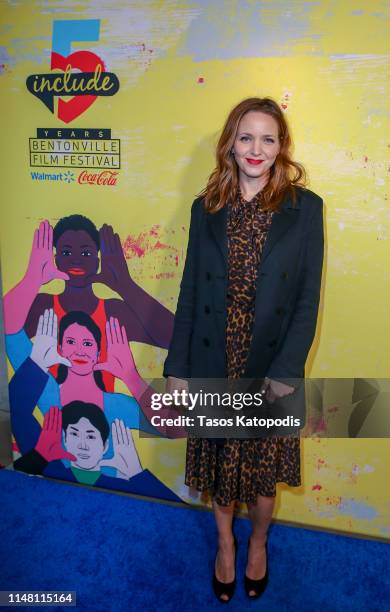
[166,376,189,407]
[26,220,69,288]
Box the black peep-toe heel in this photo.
[212,536,237,604]
[244,539,269,599]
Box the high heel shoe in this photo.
[212,536,237,603]
[244,539,269,599]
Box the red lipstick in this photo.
[68,268,85,276]
[72,358,88,364]
[246,159,264,165]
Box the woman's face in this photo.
[233,111,281,182]
[60,322,99,376]
[55,230,99,288]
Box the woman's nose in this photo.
[251,140,263,156]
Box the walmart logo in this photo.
[30,171,75,183]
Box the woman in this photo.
[164,97,324,601]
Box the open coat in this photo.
[163,186,324,384]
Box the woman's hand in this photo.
[3,221,69,335]
[26,220,70,288]
[89,224,132,294]
[94,317,138,385]
[31,308,72,371]
[262,377,295,404]
[166,376,189,407]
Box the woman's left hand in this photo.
[94,317,138,383]
[262,377,295,404]
[31,308,72,371]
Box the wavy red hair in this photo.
[200,97,307,213]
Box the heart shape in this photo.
[51,50,105,124]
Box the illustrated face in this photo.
[55,229,99,288]
[233,111,281,183]
[64,417,108,470]
[60,322,99,376]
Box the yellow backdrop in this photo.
[0,0,389,539]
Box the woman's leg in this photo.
[213,499,236,600]
[246,494,275,593]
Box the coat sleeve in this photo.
[266,198,324,380]
[163,198,202,378]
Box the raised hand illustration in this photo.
[4,220,70,334]
[100,418,142,479]
[94,317,137,384]
[35,406,76,462]
[27,220,70,287]
[30,308,72,371]
[90,224,132,294]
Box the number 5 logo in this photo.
[51,20,104,123]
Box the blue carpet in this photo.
[0,469,389,611]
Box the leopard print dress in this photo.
[184,188,301,506]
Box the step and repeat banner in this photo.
[0,1,389,539]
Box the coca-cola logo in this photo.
[78,170,119,186]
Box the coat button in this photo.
[268,339,277,348]
[204,305,210,314]
[203,338,210,347]
[206,272,211,280]
[275,307,284,315]
[281,272,288,279]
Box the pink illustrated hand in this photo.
[90,224,132,293]
[26,220,69,288]
[94,317,138,384]
[35,406,76,462]
[100,418,142,479]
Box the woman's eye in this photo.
[83,341,93,347]
[81,250,92,257]
[240,136,250,142]
[264,138,275,143]
[61,250,71,256]
[66,339,75,345]
[87,434,96,440]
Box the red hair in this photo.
[200,97,307,213]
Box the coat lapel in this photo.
[208,205,228,265]
[260,192,300,266]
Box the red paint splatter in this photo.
[123,235,145,257]
[198,76,204,83]
[281,103,288,109]
[363,155,368,162]
[312,484,322,491]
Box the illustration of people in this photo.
[6,309,181,462]
[13,404,182,502]
[4,217,174,390]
